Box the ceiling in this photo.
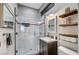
[19,3,43,9]
[19,3,71,15]
[45,3,71,15]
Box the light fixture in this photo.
[46,14,54,19]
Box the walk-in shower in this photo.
[15,18,44,55]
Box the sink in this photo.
[40,37,57,43]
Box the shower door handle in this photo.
[34,32,36,36]
[15,50,18,53]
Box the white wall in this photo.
[78,3,79,54]
[0,3,16,55]
[0,28,14,55]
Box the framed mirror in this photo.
[3,4,14,28]
[47,16,57,33]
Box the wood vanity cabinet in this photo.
[40,39,58,55]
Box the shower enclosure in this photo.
[13,4,43,55]
[15,18,41,55]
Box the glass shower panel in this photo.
[16,18,40,55]
[33,25,40,54]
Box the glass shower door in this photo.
[16,20,40,55]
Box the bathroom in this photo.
[0,3,79,55]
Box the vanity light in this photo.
[46,14,54,19]
[49,14,54,17]
[46,16,50,19]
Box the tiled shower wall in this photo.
[16,4,41,54]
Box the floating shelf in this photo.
[59,23,78,26]
[0,26,13,29]
[59,34,78,38]
[59,9,78,18]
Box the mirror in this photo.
[4,5,14,22]
[47,16,57,33]
[3,4,14,28]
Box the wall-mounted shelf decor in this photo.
[59,34,78,38]
[0,26,13,29]
[59,23,78,26]
[60,39,77,44]
[58,6,79,54]
[59,9,78,18]
[59,35,78,44]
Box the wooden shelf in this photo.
[59,23,78,26]
[59,34,78,38]
[59,9,78,18]
[0,26,13,29]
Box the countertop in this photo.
[40,37,57,43]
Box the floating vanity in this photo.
[39,37,57,55]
